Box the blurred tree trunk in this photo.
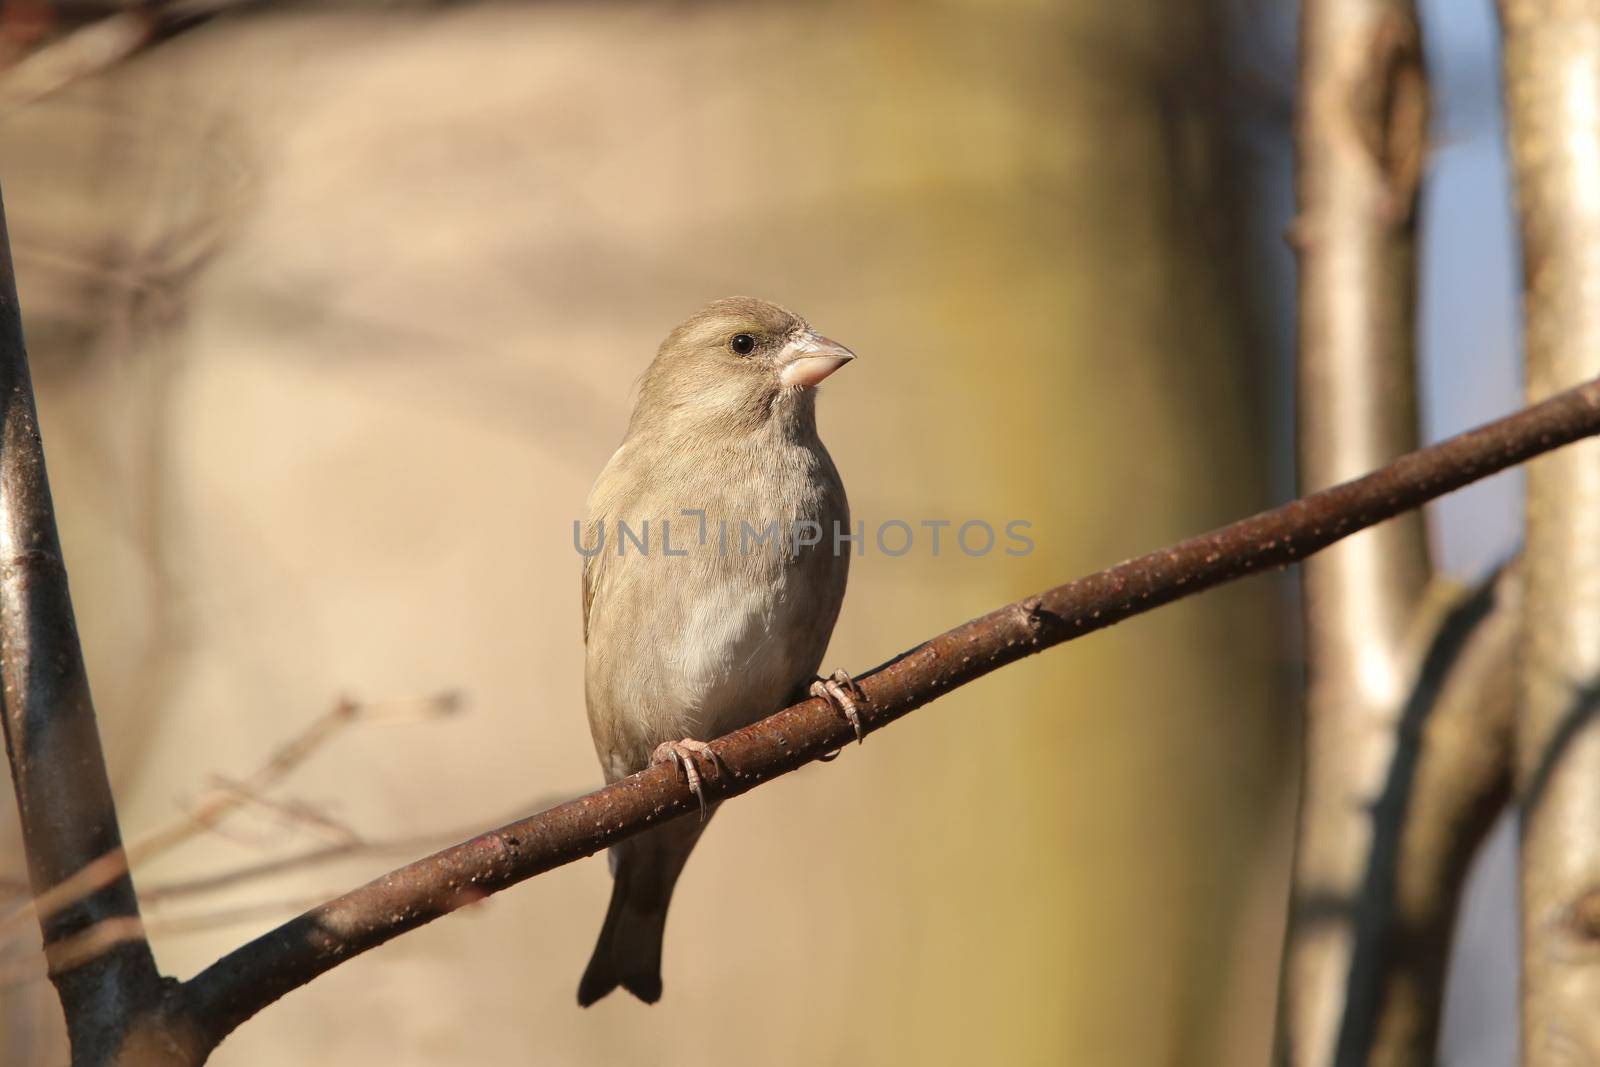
[1499,3,1600,1062]
[831,6,1286,1065]
[1280,1,1431,1063]
[1282,3,1526,1064]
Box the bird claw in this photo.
[651,738,722,821]
[810,669,866,744]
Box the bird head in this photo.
[631,297,854,438]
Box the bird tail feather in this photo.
[577,817,706,1006]
[577,870,668,1006]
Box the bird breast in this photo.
[583,432,848,775]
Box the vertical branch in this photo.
[1362,568,1518,1063]
[0,186,162,1060]
[1499,3,1600,1062]
[1280,0,1432,1063]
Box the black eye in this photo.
[730,333,756,356]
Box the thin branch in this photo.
[0,0,294,114]
[1499,2,1600,1062]
[0,0,473,113]
[0,177,165,1061]
[0,692,460,949]
[170,374,1600,1054]
[136,799,566,907]
[126,691,459,867]
[0,896,331,992]
[195,778,362,847]
[0,6,156,114]
[0,801,561,997]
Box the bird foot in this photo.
[651,738,723,821]
[810,669,866,744]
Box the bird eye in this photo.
[729,333,756,356]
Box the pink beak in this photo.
[779,331,855,389]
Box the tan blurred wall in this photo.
[0,2,1291,1064]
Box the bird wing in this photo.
[581,442,631,644]
[581,533,603,643]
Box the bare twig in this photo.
[0,897,331,991]
[0,6,156,113]
[136,799,564,908]
[1499,3,1600,1062]
[126,692,459,867]
[0,795,553,995]
[0,850,130,943]
[0,795,573,998]
[0,691,459,951]
[196,778,362,846]
[0,0,462,113]
[169,374,1600,1054]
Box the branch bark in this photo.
[0,189,173,1060]
[1499,3,1600,1062]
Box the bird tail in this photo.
[577,870,668,1006]
[577,817,706,1007]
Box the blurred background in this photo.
[0,1,1521,1064]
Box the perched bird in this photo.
[577,297,859,1006]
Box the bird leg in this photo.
[810,668,866,743]
[651,738,723,820]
